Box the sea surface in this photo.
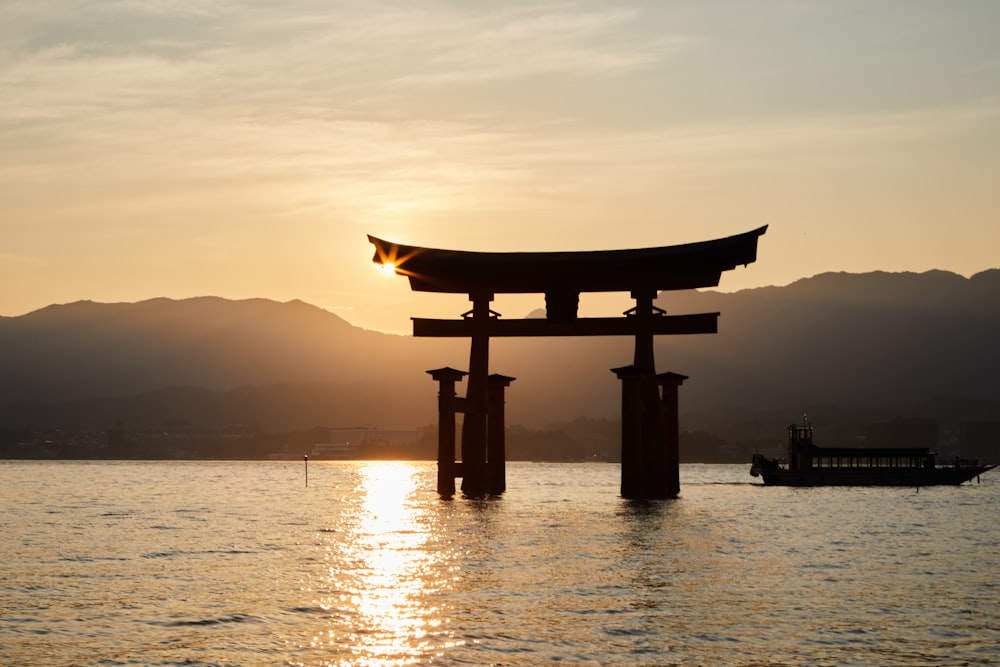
[1,460,997,666]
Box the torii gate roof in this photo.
[369,225,767,295]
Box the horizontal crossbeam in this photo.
[412,312,719,338]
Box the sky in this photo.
[2,0,999,334]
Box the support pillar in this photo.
[460,292,494,497]
[487,374,515,495]
[614,290,676,499]
[656,372,688,498]
[612,365,644,498]
[428,367,467,498]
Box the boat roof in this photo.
[807,445,934,457]
[368,226,767,294]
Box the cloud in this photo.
[3,2,998,256]
[386,6,675,84]
[0,2,684,235]
[0,2,677,125]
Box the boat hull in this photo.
[756,465,995,487]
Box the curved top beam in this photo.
[369,225,767,294]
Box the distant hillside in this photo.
[2,271,999,444]
[0,297,462,429]
[3,297,418,398]
[492,269,1000,435]
[655,269,1000,410]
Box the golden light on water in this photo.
[313,462,457,666]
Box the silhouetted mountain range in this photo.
[2,271,999,451]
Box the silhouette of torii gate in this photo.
[369,226,767,499]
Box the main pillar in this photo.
[631,293,668,492]
[460,292,494,497]
[428,367,467,498]
[613,365,683,499]
[613,290,676,499]
[612,365,643,498]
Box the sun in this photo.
[377,261,397,276]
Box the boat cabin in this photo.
[787,421,936,473]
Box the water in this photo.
[1,461,997,666]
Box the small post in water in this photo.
[304,454,309,487]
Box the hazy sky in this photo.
[3,0,998,333]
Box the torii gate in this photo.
[368,226,766,499]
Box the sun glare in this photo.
[314,462,455,666]
[377,262,397,276]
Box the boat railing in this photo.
[941,457,981,469]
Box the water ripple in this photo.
[1,461,997,666]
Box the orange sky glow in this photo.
[2,1,998,333]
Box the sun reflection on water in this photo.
[313,462,458,666]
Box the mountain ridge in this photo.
[2,269,998,438]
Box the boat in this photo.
[750,418,996,486]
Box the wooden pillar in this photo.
[460,292,493,497]
[631,289,657,372]
[427,367,467,498]
[656,372,687,498]
[616,290,672,498]
[487,374,515,495]
[612,365,643,498]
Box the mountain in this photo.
[495,269,1000,435]
[650,269,1000,447]
[2,271,999,444]
[0,297,460,429]
[2,297,418,400]
[654,269,1000,411]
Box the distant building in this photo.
[309,427,423,459]
[310,441,355,459]
[310,428,365,459]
